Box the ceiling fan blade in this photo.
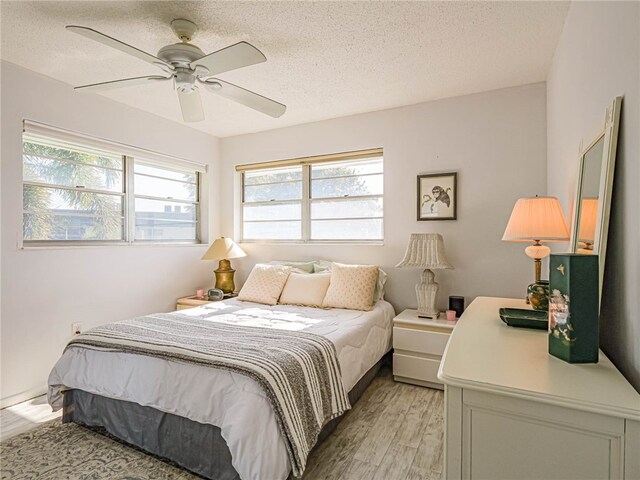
[177,88,205,122]
[202,79,286,118]
[67,25,173,71]
[190,41,266,76]
[75,75,171,92]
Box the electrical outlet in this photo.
[71,323,83,336]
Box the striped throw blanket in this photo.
[65,313,351,477]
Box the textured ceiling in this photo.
[0,1,569,138]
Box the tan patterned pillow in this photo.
[279,272,331,307]
[322,263,379,311]
[238,264,292,305]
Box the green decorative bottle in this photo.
[548,254,599,364]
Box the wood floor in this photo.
[1,368,444,480]
[0,394,61,442]
[303,367,444,480]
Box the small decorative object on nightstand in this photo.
[449,295,465,317]
[176,293,237,310]
[201,237,246,294]
[396,233,453,318]
[392,309,455,389]
[207,288,225,301]
[502,196,569,310]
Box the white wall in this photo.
[0,62,220,406]
[220,83,548,314]
[547,2,640,390]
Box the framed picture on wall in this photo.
[417,172,458,221]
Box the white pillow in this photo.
[373,268,387,301]
[279,272,331,307]
[238,264,292,305]
[268,260,316,273]
[322,262,379,311]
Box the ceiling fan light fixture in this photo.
[175,70,197,93]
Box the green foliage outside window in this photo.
[23,141,123,241]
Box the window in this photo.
[133,162,199,241]
[242,165,303,240]
[239,149,383,242]
[23,134,126,242]
[22,123,204,245]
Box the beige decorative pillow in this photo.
[279,272,331,307]
[238,264,292,305]
[314,261,387,301]
[322,263,379,311]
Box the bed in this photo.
[48,298,395,480]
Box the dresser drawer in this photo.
[393,353,442,384]
[393,326,450,356]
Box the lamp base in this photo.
[416,269,440,319]
[214,259,236,294]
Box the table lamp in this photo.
[502,196,569,310]
[396,233,453,318]
[201,237,246,294]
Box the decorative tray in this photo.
[499,308,548,330]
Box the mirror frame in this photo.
[569,96,622,299]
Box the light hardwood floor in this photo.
[302,368,444,480]
[1,368,444,480]
[0,394,61,442]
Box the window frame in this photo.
[129,159,201,244]
[240,164,305,242]
[238,149,384,244]
[21,128,203,247]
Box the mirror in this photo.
[570,96,622,299]
[574,136,604,254]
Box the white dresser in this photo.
[438,297,640,480]
[393,309,456,389]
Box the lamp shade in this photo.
[396,233,453,269]
[578,198,598,243]
[201,237,246,261]
[502,196,569,242]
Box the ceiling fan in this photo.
[67,19,286,122]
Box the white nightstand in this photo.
[392,309,456,389]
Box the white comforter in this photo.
[48,299,395,480]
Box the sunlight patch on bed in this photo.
[178,305,323,331]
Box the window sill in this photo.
[20,242,206,251]
[239,240,385,247]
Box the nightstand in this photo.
[176,296,212,311]
[392,309,456,389]
[175,293,238,311]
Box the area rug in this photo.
[0,419,200,479]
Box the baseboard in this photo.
[393,375,444,390]
[1,385,48,409]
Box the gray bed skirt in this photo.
[62,353,389,479]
